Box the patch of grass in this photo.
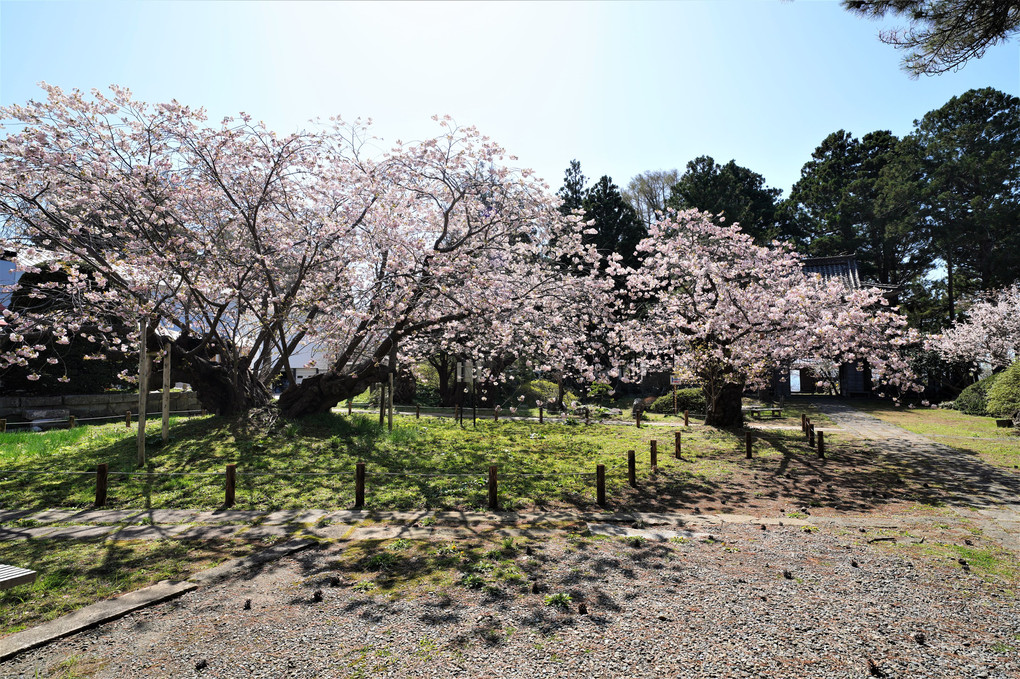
[544,592,572,608]
[851,399,1020,471]
[0,537,261,637]
[875,540,1020,592]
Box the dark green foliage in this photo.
[648,388,706,414]
[582,175,647,270]
[986,361,1020,418]
[952,372,1000,415]
[843,1,1020,76]
[667,156,782,244]
[557,160,587,215]
[785,129,929,287]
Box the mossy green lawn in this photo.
[2,413,826,512]
[0,537,263,637]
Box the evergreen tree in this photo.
[667,156,781,244]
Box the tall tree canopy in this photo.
[623,169,679,226]
[845,0,1020,75]
[0,86,609,418]
[895,87,1020,326]
[784,129,930,287]
[582,175,646,271]
[611,209,919,426]
[666,156,782,244]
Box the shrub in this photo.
[952,372,1001,415]
[986,361,1020,419]
[516,379,578,411]
[648,388,705,414]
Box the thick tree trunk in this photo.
[277,362,387,419]
[704,380,744,427]
[168,343,271,417]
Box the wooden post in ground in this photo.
[539,405,543,424]
[161,349,171,443]
[585,408,590,425]
[416,404,420,419]
[801,413,807,433]
[137,316,149,467]
[628,450,637,488]
[805,418,811,441]
[494,408,498,422]
[0,418,5,433]
[635,410,641,428]
[596,464,606,507]
[68,415,76,428]
[355,462,366,508]
[684,410,689,427]
[95,463,108,507]
[225,464,236,507]
[387,372,394,432]
[488,465,498,510]
[808,424,815,448]
[125,410,131,428]
[348,400,352,416]
[378,383,386,428]
[675,431,682,459]
[650,440,658,471]
[745,432,753,459]
[817,431,825,459]
[673,385,678,415]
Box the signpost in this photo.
[670,375,683,415]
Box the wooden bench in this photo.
[742,406,783,419]
[0,563,37,590]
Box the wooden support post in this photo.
[817,431,825,459]
[650,440,658,471]
[635,410,641,428]
[539,405,543,424]
[808,424,815,448]
[801,413,807,433]
[628,449,636,488]
[137,316,149,467]
[0,418,5,434]
[95,463,108,507]
[585,408,590,425]
[161,349,171,443]
[675,431,682,459]
[745,432,753,459]
[805,418,811,441]
[125,410,132,428]
[488,465,498,510]
[673,385,678,415]
[348,400,352,416]
[388,372,394,432]
[225,464,236,507]
[201,408,207,416]
[493,408,498,422]
[596,464,606,507]
[684,410,689,427]
[378,383,386,428]
[416,404,420,419]
[68,415,76,428]
[355,462,366,508]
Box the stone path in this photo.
[812,399,1020,551]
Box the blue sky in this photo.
[1,1,1017,197]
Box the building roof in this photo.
[801,254,861,290]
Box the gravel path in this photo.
[3,523,1017,679]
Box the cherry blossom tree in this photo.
[0,85,608,417]
[927,284,1020,368]
[610,210,920,426]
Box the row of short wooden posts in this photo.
[89,433,693,510]
[340,403,692,428]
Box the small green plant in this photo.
[626,535,647,548]
[544,592,573,608]
[436,543,460,556]
[669,536,689,545]
[723,546,741,553]
[283,422,300,438]
[500,537,517,552]
[460,573,485,589]
[418,516,436,527]
[353,580,376,592]
[387,538,412,551]
[366,552,400,570]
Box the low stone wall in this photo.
[0,392,202,421]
